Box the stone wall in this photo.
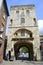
[6,5,41,60]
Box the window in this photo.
[21,18,25,24]
[21,31,25,36]
[10,19,13,25]
[33,18,36,23]
[33,18,37,26]
[10,19,13,24]
[16,11,19,14]
[26,10,29,16]
[16,11,19,19]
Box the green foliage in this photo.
[21,47,29,52]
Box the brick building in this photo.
[40,35,43,60]
[0,0,9,62]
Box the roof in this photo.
[11,4,35,9]
[40,35,43,37]
[3,0,9,16]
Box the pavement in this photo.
[0,60,43,65]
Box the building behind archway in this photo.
[6,5,41,60]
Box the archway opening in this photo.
[17,46,29,60]
[14,41,34,60]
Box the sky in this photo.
[6,0,43,35]
[0,0,3,8]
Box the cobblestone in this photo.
[0,60,43,65]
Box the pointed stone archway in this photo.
[14,41,34,60]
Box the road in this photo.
[0,60,43,65]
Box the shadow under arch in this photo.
[14,41,34,60]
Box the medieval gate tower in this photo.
[6,5,41,60]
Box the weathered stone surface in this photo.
[6,5,41,61]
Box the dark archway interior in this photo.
[14,41,34,60]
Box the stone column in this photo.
[33,47,37,60]
[34,47,41,61]
[36,48,41,61]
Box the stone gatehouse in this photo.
[6,5,41,60]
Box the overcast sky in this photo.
[6,0,43,35]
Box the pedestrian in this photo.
[22,52,24,62]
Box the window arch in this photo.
[14,29,33,38]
